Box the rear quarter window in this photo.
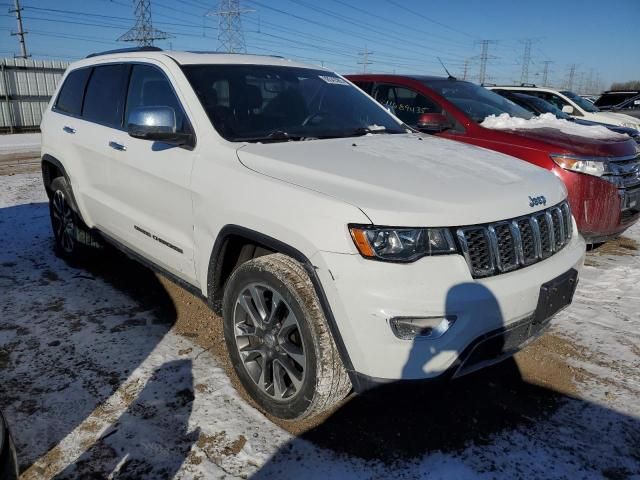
[54,68,91,116]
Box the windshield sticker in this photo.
[318,75,350,86]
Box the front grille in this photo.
[604,154,640,189]
[455,201,573,278]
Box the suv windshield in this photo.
[182,65,406,142]
[422,79,533,123]
[560,90,600,113]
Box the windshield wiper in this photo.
[234,130,304,143]
[316,126,400,139]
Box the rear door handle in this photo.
[63,126,76,134]
[108,141,127,152]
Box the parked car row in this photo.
[36,47,635,422]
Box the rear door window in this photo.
[55,68,91,116]
[373,84,441,126]
[82,64,130,128]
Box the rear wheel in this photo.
[222,253,351,420]
[49,177,101,259]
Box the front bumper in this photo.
[311,228,585,385]
[556,167,640,243]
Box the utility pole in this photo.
[118,0,171,47]
[541,60,553,87]
[520,39,532,84]
[208,0,253,53]
[357,46,373,73]
[10,0,29,59]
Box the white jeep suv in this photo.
[40,48,586,420]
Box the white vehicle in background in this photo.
[40,48,585,420]
[487,85,640,130]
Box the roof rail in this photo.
[186,50,285,59]
[86,46,163,58]
[481,82,497,87]
[520,82,537,87]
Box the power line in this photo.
[9,0,29,58]
[118,0,171,46]
[207,0,253,53]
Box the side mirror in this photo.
[561,105,575,115]
[416,113,451,133]
[127,106,193,146]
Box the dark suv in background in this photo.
[595,91,640,120]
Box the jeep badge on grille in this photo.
[529,195,546,207]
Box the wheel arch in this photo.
[41,154,80,213]
[207,224,356,378]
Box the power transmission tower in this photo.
[476,40,496,84]
[208,0,253,53]
[541,60,553,87]
[520,39,533,84]
[357,46,373,73]
[462,58,472,80]
[566,64,577,90]
[10,0,29,59]
[118,0,170,47]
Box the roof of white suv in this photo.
[75,49,319,70]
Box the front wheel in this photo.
[222,253,351,420]
[49,177,101,259]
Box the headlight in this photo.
[349,225,457,262]
[551,154,608,177]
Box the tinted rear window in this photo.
[595,92,638,108]
[55,68,91,116]
[82,64,130,127]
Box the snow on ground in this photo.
[1,172,639,479]
[481,113,628,140]
[0,133,41,154]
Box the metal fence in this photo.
[1,58,70,133]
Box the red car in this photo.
[347,74,640,244]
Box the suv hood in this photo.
[237,134,567,227]
[591,111,640,127]
[486,126,638,158]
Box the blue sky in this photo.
[1,0,638,91]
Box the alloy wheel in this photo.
[51,190,75,254]
[233,283,306,400]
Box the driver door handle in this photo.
[63,126,76,134]
[109,141,127,151]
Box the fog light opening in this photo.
[390,315,457,340]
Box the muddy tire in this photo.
[49,177,102,259]
[222,253,352,420]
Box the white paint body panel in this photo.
[41,52,586,381]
